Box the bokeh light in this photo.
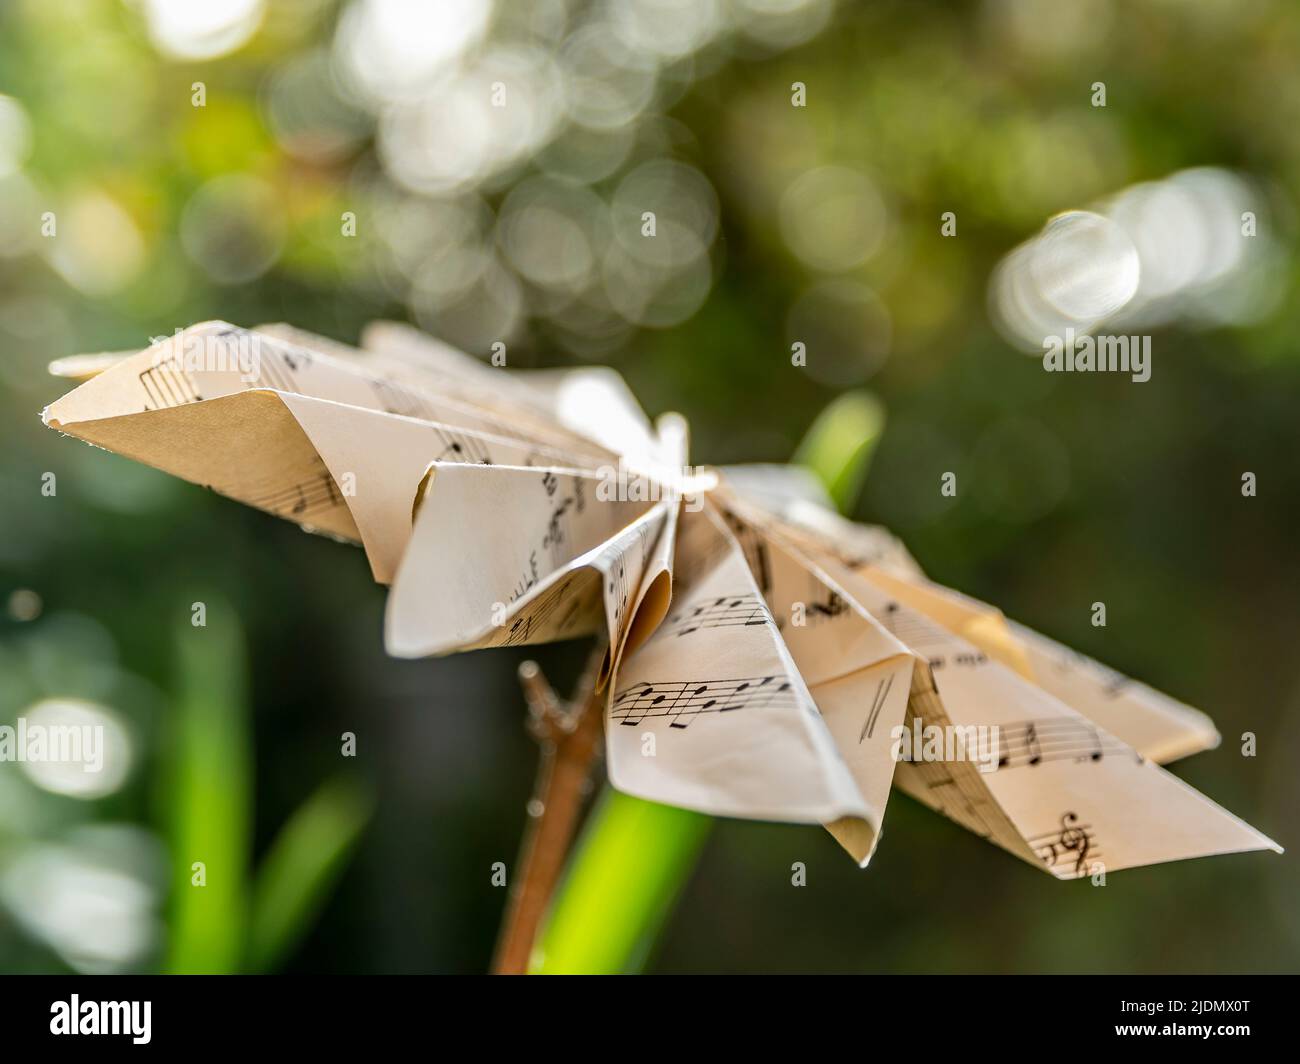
[0,826,164,973]
[180,175,286,284]
[780,166,888,273]
[335,0,492,106]
[140,0,266,61]
[18,697,133,799]
[45,191,146,297]
[0,95,33,178]
[991,170,1273,350]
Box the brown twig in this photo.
[491,646,606,975]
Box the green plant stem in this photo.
[532,790,711,974]
[248,774,373,973]
[165,597,251,974]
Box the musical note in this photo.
[893,698,1009,843]
[542,494,578,556]
[876,600,961,651]
[430,427,493,465]
[611,675,797,729]
[608,559,628,629]
[248,471,347,520]
[1059,812,1092,873]
[485,575,595,649]
[994,719,1127,771]
[927,650,989,670]
[509,550,541,603]
[1030,813,1099,877]
[662,593,772,638]
[806,591,849,624]
[252,342,302,391]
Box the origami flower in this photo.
[44,321,1280,881]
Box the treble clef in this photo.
[1058,812,1091,876]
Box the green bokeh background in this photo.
[1,0,1297,973]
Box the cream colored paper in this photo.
[363,319,664,470]
[715,477,923,578]
[266,321,613,462]
[707,491,1276,875]
[855,565,1219,763]
[718,483,1218,765]
[606,503,874,831]
[43,319,1279,883]
[722,516,917,863]
[812,559,1280,878]
[593,412,692,689]
[43,328,599,581]
[386,463,655,657]
[48,322,615,460]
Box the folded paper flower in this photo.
[43,322,1280,879]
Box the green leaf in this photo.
[791,390,886,510]
[532,790,710,974]
[164,596,252,974]
[248,774,373,973]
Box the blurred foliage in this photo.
[536,792,711,974]
[248,772,372,973]
[167,598,252,974]
[792,390,886,511]
[1,0,1298,973]
[166,601,370,974]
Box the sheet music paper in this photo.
[605,503,875,833]
[275,320,624,464]
[43,320,1280,881]
[717,475,924,578]
[593,412,689,689]
[853,565,1220,763]
[795,552,1280,877]
[714,511,917,863]
[386,464,654,656]
[43,323,611,579]
[362,319,666,471]
[717,483,1219,765]
[710,487,1277,873]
